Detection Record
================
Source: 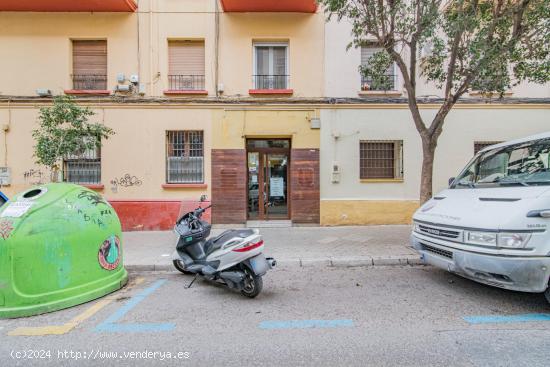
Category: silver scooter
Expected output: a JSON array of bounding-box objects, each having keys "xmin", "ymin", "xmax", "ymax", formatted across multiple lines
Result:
[{"xmin": 172, "ymin": 198, "xmax": 276, "ymax": 298}]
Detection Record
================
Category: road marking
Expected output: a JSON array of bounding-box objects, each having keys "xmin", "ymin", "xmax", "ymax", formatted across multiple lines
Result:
[
  {"xmin": 464, "ymin": 313, "xmax": 550, "ymax": 324},
  {"xmin": 259, "ymin": 319, "xmax": 354, "ymax": 330},
  {"xmin": 96, "ymin": 279, "xmax": 175, "ymax": 333},
  {"xmin": 8, "ymin": 277, "xmax": 144, "ymax": 336}
]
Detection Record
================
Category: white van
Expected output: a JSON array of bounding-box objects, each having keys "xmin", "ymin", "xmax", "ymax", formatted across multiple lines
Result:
[{"xmin": 411, "ymin": 132, "xmax": 550, "ymax": 303}]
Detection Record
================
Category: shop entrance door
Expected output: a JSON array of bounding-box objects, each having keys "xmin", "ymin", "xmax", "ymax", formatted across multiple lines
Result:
[{"xmin": 247, "ymin": 139, "xmax": 290, "ymax": 220}]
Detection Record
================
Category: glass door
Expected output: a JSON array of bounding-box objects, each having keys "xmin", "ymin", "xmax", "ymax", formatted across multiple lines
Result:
[
  {"xmin": 247, "ymin": 139, "xmax": 290, "ymax": 220},
  {"xmin": 264, "ymin": 154, "xmax": 288, "ymax": 219}
]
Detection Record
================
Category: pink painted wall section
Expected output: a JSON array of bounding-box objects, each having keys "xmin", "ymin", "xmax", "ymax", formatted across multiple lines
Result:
[{"xmin": 110, "ymin": 200, "xmax": 211, "ymax": 232}]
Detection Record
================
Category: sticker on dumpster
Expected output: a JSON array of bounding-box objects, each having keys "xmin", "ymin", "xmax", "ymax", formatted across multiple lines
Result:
[
  {"xmin": 0, "ymin": 219, "xmax": 14, "ymax": 240},
  {"xmin": 1, "ymin": 201, "xmax": 33, "ymax": 218},
  {"xmin": 98, "ymin": 236, "xmax": 121, "ymax": 270}
]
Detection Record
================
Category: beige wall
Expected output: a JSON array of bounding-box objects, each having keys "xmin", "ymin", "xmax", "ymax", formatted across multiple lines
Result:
[
  {"xmin": 0, "ymin": 12, "xmax": 137, "ymax": 96},
  {"xmin": 0, "ymin": 104, "xmax": 212, "ymax": 201},
  {"xmin": 212, "ymin": 108, "xmax": 320, "ymax": 149},
  {"xmin": 218, "ymin": 12, "xmax": 325, "ymax": 97}
]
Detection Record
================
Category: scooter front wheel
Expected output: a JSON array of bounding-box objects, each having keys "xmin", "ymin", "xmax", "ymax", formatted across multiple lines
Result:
[
  {"xmin": 173, "ymin": 259, "xmax": 193, "ymax": 275},
  {"xmin": 241, "ymin": 268, "xmax": 263, "ymax": 298}
]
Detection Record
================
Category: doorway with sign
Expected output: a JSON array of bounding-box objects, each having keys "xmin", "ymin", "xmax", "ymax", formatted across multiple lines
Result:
[{"xmin": 247, "ymin": 139, "xmax": 290, "ymax": 220}]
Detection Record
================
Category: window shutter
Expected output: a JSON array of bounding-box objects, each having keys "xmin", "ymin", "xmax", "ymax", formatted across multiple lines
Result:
[
  {"xmin": 73, "ymin": 40, "xmax": 107, "ymax": 75},
  {"xmin": 273, "ymin": 47, "xmax": 286, "ymax": 75},
  {"xmin": 168, "ymin": 41, "xmax": 205, "ymax": 76}
]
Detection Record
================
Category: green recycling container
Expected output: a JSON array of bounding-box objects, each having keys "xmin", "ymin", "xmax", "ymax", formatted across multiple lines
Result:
[{"xmin": 0, "ymin": 183, "xmax": 128, "ymax": 318}]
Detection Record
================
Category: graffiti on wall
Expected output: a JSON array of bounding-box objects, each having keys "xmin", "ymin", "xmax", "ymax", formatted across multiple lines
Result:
[
  {"xmin": 23, "ymin": 169, "xmax": 46, "ymax": 185},
  {"xmin": 110, "ymin": 174, "xmax": 142, "ymax": 193}
]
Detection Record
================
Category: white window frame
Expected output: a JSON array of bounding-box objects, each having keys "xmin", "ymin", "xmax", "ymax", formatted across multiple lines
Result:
[
  {"xmin": 253, "ymin": 42, "xmax": 289, "ymax": 89},
  {"xmin": 360, "ymin": 44, "xmax": 398, "ymax": 91}
]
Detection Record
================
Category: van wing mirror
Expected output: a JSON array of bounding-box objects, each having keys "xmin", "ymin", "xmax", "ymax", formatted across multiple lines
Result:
[{"xmin": 448, "ymin": 177, "xmax": 456, "ymax": 187}]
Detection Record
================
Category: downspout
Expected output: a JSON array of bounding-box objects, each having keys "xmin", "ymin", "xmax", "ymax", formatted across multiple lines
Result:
[
  {"xmin": 149, "ymin": 0, "xmax": 154, "ymax": 95},
  {"xmin": 214, "ymin": 0, "xmax": 220, "ymax": 98}
]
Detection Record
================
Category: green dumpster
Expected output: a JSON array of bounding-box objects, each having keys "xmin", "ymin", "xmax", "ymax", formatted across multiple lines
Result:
[{"xmin": 0, "ymin": 183, "xmax": 128, "ymax": 318}]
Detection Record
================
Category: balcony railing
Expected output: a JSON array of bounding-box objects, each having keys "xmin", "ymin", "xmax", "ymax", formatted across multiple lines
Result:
[
  {"xmin": 167, "ymin": 75, "xmax": 205, "ymax": 91},
  {"xmin": 253, "ymin": 75, "xmax": 289, "ymax": 90},
  {"xmin": 72, "ymin": 74, "xmax": 108, "ymax": 90},
  {"xmin": 361, "ymin": 75, "xmax": 396, "ymax": 91}
]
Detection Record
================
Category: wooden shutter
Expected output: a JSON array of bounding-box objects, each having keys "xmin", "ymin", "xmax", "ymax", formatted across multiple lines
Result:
[
  {"xmin": 72, "ymin": 40, "xmax": 107, "ymax": 75},
  {"xmin": 168, "ymin": 41, "xmax": 205, "ymax": 76}
]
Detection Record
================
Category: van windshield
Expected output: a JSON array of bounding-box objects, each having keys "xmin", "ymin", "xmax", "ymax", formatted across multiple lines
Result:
[{"xmin": 453, "ymin": 138, "xmax": 550, "ymax": 188}]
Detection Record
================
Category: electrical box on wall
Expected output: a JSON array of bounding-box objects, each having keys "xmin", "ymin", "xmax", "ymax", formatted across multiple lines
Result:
[
  {"xmin": 310, "ymin": 117, "xmax": 320, "ymax": 129},
  {"xmin": 0, "ymin": 167, "xmax": 11, "ymax": 185},
  {"xmin": 331, "ymin": 163, "xmax": 341, "ymax": 183}
]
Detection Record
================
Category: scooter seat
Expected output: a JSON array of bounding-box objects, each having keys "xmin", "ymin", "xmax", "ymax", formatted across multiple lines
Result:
[{"xmin": 204, "ymin": 229, "xmax": 256, "ymax": 256}]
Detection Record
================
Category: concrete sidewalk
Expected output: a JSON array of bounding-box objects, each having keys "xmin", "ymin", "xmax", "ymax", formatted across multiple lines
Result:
[{"xmin": 123, "ymin": 225, "xmax": 421, "ymax": 271}]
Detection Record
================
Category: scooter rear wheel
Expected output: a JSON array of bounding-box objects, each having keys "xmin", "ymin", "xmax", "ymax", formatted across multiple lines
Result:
[
  {"xmin": 241, "ymin": 268, "xmax": 263, "ymax": 298},
  {"xmin": 173, "ymin": 259, "xmax": 194, "ymax": 275}
]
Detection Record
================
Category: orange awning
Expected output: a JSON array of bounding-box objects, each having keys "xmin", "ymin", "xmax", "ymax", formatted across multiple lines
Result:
[
  {"xmin": 0, "ymin": 0, "xmax": 137, "ymax": 12},
  {"xmin": 220, "ymin": 0, "xmax": 317, "ymax": 13}
]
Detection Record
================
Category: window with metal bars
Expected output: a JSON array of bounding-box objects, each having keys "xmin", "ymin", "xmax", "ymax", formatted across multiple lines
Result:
[
  {"xmin": 166, "ymin": 131, "xmax": 204, "ymax": 183},
  {"xmin": 474, "ymin": 141, "xmax": 503, "ymax": 154},
  {"xmin": 63, "ymin": 144, "xmax": 101, "ymax": 184},
  {"xmin": 360, "ymin": 140, "xmax": 403, "ymax": 180}
]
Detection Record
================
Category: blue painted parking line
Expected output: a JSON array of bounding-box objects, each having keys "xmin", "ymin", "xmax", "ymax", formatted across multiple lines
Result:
[
  {"xmin": 259, "ymin": 319, "xmax": 354, "ymax": 330},
  {"xmin": 464, "ymin": 313, "xmax": 550, "ymax": 324},
  {"xmin": 96, "ymin": 279, "xmax": 175, "ymax": 333}
]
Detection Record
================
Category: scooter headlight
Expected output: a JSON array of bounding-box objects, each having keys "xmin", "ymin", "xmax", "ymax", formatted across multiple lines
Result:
[{"xmin": 497, "ymin": 233, "xmax": 531, "ymax": 249}]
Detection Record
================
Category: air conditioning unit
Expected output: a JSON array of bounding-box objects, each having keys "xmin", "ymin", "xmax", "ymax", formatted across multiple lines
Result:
[
  {"xmin": 115, "ymin": 84, "xmax": 131, "ymax": 92},
  {"xmin": 331, "ymin": 162, "xmax": 341, "ymax": 183}
]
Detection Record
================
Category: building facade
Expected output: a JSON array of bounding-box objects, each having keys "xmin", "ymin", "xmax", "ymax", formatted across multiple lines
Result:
[{"xmin": 0, "ymin": 0, "xmax": 548, "ymax": 230}]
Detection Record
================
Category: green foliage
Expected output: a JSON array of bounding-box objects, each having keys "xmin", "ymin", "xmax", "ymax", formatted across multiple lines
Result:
[
  {"xmin": 32, "ymin": 95, "xmax": 114, "ymax": 175},
  {"xmin": 320, "ymin": 0, "xmax": 550, "ymax": 98}
]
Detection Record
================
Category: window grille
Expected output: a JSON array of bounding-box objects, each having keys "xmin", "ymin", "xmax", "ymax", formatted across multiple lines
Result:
[
  {"xmin": 166, "ymin": 131, "xmax": 204, "ymax": 183},
  {"xmin": 360, "ymin": 140, "xmax": 403, "ymax": 179},
  {"xmin": 64, "ymin": 144, "xmax": 101, "ymax": 184}
]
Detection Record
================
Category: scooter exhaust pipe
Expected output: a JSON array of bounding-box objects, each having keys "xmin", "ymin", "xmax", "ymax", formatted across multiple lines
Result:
[
  {"xmin": 219, "ymin": 271, "xmax": 245, "ymax": 284},
  {"xmin": 266, "ymin": 257, "xmax": 277, "ymax": 269}
]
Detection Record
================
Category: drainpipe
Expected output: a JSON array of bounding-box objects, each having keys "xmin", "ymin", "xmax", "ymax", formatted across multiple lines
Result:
[
  {"xmin": 214, "ymin": 0, "xmax": 220, "ymax": 98},
  {"xmin": 149, "ymin": 0, "xmax": 154, "ymax": 95}
]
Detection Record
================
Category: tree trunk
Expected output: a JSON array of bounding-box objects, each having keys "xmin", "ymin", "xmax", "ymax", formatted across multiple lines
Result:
[{"xmin": 420, "ymin": 137, "xmax": 436, "ymax": 205}]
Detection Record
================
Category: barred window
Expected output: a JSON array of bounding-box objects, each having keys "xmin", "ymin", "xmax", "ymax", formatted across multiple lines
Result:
[
  {"xmin": 360, "ymin": 140, "xmax": 403, "ymax": 180},
  {"xmin": 64, "ymin": 144, "xmax": 101, "ymax": 184},
  {"xmin": 474, "ymin": 141, "xmax": 503, "ymax": 154},
  {"xmin": 166, "ymin": 131, "xmax": 204, "ymax": 183},
  {"xmin": 360, "ymin": 43, "xmax": 396, "ymax": 91}
]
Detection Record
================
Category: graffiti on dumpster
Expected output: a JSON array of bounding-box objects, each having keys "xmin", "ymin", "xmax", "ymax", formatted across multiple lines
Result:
[
  {"xmin": 110, "ymin": 174, "xmax": 142, "ymax": 193},
  {"xmin": 98, "ymin": 236, "xmax": 121, "ymax": 270},
  {"xmin": 0, "ymin": 219, "xmax": 14, "ymax": 240},
  {"xmin": 23, "ymin": 169, "xmax": 46, "ymax": 185},
  {"xmin": 78, "ymin": 190, "xmax": 108, "ymax": 206}
]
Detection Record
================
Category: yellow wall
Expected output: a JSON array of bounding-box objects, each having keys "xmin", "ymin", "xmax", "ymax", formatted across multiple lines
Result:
[
  {"xmin": 0, "ymin": 12, "xmax": 137, "ymax": 96},
  {"xmin": 212, "ymin": 109, "xmax": 320, "ymax": 149},
  {"xmin": 0, "ymin": 104, "xmax": 212, "ymax": 201},
  {"xmin": 219, "ymin": 12, "xmax": 325, "ymax": 97},
  {"xmin": 320, "ymin": 200, "xmax": 419, "ymax": 226}
]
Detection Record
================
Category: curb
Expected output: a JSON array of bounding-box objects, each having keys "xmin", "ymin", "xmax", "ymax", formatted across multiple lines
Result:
[{"xmin": 125, "ymin": 255, "xmax": 424, "ymax": 272}]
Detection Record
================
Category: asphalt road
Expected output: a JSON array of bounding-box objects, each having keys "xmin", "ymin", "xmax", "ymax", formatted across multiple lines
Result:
[{"xmin": 1, "ymin": 266, "xmax": 550, "ymax": 367}]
